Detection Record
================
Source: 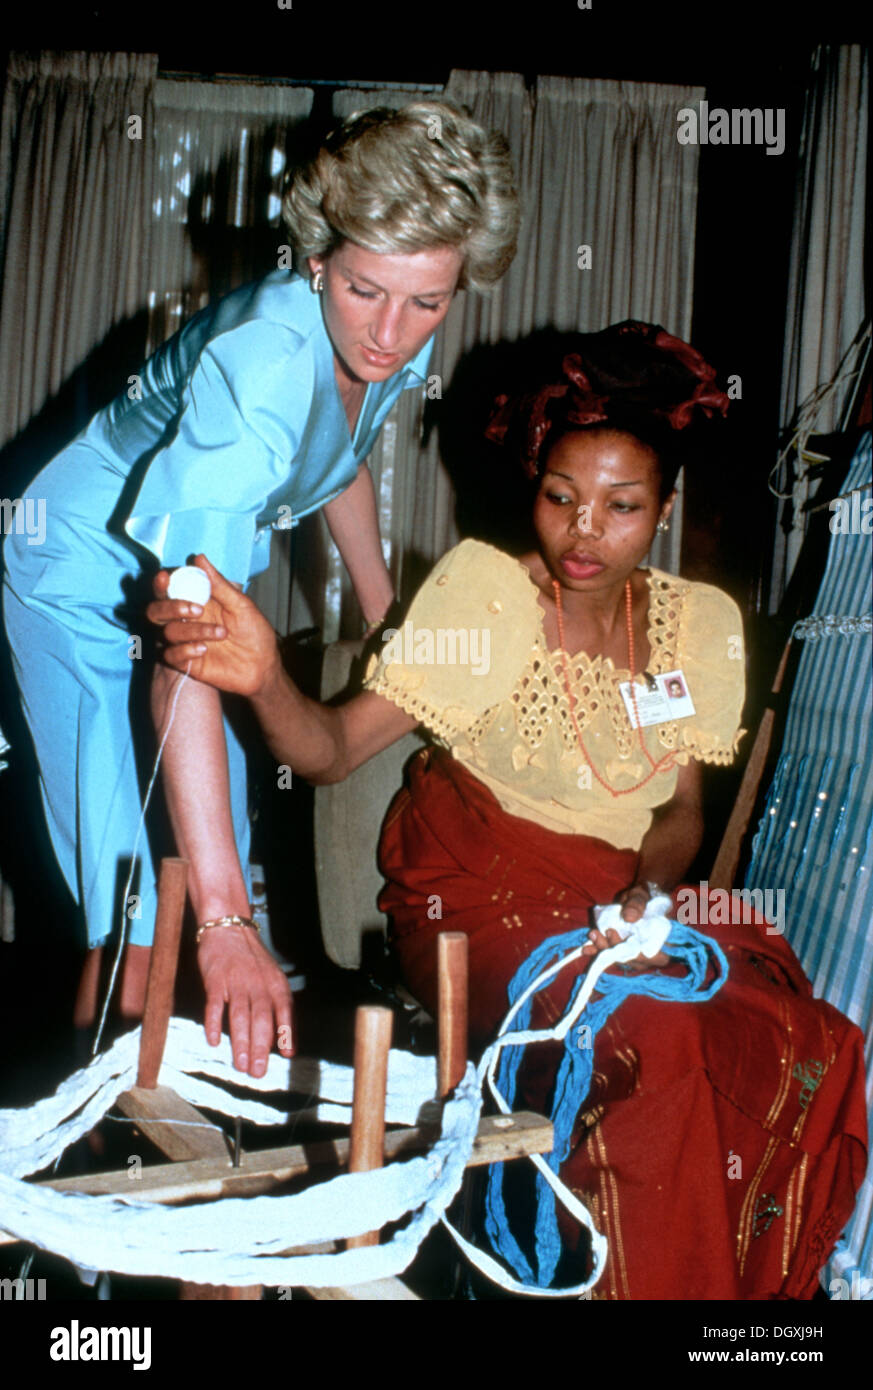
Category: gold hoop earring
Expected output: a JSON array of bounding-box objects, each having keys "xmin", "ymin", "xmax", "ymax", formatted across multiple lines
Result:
[{"xmin": 310, "ymin": 270, "xmax": 324, "ymax": 294}]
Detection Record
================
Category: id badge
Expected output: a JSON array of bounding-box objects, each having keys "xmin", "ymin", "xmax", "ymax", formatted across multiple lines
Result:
[{"xmin": 619, "ymin": 669, "xmax": 696, "ymax": 729}]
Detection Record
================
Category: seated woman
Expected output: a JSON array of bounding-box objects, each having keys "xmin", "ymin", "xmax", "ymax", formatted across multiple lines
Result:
[{"xmin": 149, "ymin": 323, "xmax": 867, "ymax": 1300}]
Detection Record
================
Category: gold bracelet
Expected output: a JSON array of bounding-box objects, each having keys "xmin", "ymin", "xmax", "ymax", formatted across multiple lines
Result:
[{"xmin": 196, "ymin": 914, "xmax": 261, "ymax": 945}]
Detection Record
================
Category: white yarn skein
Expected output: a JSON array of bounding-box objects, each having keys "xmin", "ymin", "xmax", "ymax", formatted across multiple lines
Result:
[
  {"xmin": 167, "ymin": 565, "xmax": 212, "ymax": 606},
  {"xmin": 459, "ymin": 895, "xmax": 678, "ymax": 1295},
  {"xmin": 592, "ymin": 893, "xmax": 674, "ymax": 958}
]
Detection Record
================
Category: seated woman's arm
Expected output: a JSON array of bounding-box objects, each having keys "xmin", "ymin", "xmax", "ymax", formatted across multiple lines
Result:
[
  {"xmin": 617, "ymin": 759, "xmax": 704, "ymax": 921},
  {"xmin": 148, "ymin": 554, "xmax": 418, "ymax": 783},
  {"xmin": 587, "ymin": 759, "xmax": 704, "ymax": 964}
]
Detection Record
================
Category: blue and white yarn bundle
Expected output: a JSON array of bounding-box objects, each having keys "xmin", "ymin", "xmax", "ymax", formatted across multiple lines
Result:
[{"xmin": 479, "ymin": 897, "xmax": 729, "ymax": 1291}]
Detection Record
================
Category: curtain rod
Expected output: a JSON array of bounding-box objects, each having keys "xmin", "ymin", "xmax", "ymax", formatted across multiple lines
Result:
[{"xmin": 157, "ymin": 72, "xmax": 444, "ymax": 91}]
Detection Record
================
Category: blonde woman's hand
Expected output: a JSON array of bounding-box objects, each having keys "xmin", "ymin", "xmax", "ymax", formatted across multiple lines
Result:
[{"xmin": 197, "ymin": 925, "xmax": 294, "ymax": 1076}]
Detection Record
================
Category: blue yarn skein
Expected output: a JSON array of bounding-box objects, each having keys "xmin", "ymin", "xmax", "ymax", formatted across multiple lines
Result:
[{"xmin": 483, "ymin": 921, "xmax": 729, "ymax": 1288}]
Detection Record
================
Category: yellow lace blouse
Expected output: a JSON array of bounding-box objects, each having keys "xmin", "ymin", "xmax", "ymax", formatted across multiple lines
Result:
[{"xmin": 364, "ymin": 539, "xmax": 746, "ymax": 849}]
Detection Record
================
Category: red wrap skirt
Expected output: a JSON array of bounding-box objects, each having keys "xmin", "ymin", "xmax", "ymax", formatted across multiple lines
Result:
[{"xmin": 378, "ymin": 748, "xmax": 868, "ymax": 1300}]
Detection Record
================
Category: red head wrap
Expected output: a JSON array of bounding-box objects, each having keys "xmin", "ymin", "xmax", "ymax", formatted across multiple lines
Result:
[{"xmin": 485, "ymin": 321, "xmax": 730, "ymax": 477}]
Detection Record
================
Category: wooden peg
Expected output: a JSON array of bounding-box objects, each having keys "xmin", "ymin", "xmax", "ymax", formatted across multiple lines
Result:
[
  {"xmin": 347, "ymin": 1005, "xmax": 393, "ymax": 1249},
  {"xmin": 124, "ymin": 857, "xmax": 264, "ymax": 1301},
  {"xmin": 136, "ymin": 857, "xmax": 188, "ymax": 1089},
  {"xmin": 437, "ymin": 932, "xmax": 468, "ymax": 1098}
]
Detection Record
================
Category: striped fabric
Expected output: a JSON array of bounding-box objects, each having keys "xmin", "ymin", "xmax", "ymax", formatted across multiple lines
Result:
[{"xmin": 745, "ymin": 430, "xmax": 872, "ymax": 1298}]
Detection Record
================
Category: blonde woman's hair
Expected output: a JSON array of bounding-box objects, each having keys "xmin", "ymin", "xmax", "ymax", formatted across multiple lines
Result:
[{"xmin": 282, "ymin": 100, "xmax": 519, "ymax": 292}]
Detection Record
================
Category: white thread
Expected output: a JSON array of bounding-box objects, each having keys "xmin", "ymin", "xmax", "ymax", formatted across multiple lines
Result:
[
  {"xmin": 93, "ymin": 662, "xmax": 193, "ymax": 1054},
  {"xmin": 0, "ymin": 1020, "xmax": 477, "ymax": 1287},
  {"xmin": 103, "ymin": 1115, "xmax": 226, "ymax": 1133},
  {"xmin": 439, "ymin": 900, "xmax": 674, "ymax": 1296},
  {"xmin": 4, "ymin": 928, "xmax": 668, "ymax": 1294}
]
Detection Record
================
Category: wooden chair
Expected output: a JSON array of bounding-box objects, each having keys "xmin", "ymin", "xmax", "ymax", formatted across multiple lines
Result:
[{"xmin": 314, "ymin": 639, "xmax": 424, "ymax": 971}]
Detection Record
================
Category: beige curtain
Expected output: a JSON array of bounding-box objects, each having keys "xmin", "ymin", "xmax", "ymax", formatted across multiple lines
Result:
[
  {"xmin": 769, "ymin": 45, "xmax": 869, "ymax": 612},
  {"xmin": 0, "ymin": 51, "xmax": 157, "ymax": 945},
  {"xmin": 289, "ymin": 69, "xmax": 705, "ymax": 642},
  {"xmin": 0, "ymin": 51, "xmax": 158, "ymax": 447},
  {"xmin": 330, "ymin": 86, "xmax": 440, "ymax": 119}
]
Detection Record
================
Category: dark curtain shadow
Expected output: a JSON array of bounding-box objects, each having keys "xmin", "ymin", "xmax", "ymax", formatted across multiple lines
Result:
[{"xmin": 425, "ymin": 328, "xmax": 608, "ymax": 581}]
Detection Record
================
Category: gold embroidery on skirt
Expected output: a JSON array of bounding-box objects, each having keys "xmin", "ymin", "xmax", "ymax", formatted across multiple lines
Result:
[
  {"xmin": 588, "ymin": 1123, "xmax": 631, "ymax": 1300},
  {"xmin": 738, "ymin": 1136, "xmax": 778, "ymax": 1275},
  {"xmin": 765, "ymin": 999, "xmax": 795, "ymax": 1131}
]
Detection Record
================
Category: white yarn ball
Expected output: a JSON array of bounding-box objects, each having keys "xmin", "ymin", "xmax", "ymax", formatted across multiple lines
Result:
[{"xmin": 167, "ymin": 565, "xmax": 212, "ymax": 605}]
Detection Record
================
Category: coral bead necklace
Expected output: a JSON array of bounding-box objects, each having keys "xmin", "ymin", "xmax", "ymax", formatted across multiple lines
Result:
[{"xmin": 551, "ymin": 577, "xmax": 677, "ymax": 797}]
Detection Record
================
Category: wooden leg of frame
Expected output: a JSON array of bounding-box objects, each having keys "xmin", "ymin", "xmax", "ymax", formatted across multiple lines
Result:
[{"xmin": 346, "ymin": 1005, "xmax": 393, "ymax": 1249}]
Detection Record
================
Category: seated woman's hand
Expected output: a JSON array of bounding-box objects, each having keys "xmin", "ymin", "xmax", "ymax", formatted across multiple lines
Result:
[
  {"xmin": 581, "ymin": 883, "xmax": 671, "ymax": 972},
  {"xmin": 197, "ymin": 923, "xmax": 294, "ymax": 1076},
  {"xmin": 147, "ymin": 554, "xmax": 281, "ymax": 699}
]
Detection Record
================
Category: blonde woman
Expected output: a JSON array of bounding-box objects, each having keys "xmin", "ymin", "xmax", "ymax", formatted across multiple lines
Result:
[{"xmin": 3, "ymin": 101, "xmax": 519, "ymax": 1074}]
